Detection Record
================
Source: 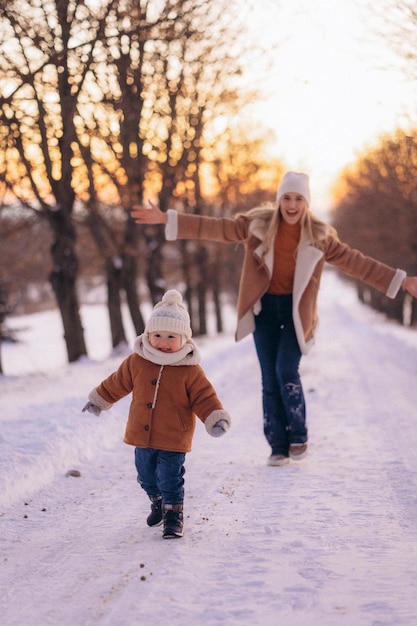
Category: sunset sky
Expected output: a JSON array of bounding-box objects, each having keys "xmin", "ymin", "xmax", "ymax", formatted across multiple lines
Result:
[{"xmin": 247, "ymin": 0, "xmax": 417, "ymax": 210}]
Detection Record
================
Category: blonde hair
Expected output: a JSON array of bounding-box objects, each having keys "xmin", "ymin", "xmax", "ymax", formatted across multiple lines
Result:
[{"xmin": 237, "ymin": 201, "xmax": 337, "ymax": 262}]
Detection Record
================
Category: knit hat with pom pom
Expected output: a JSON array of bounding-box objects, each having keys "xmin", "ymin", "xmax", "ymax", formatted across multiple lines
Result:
[{"xmin": 145, "ymin": 290, "xmax": 192, "ymax": 339}]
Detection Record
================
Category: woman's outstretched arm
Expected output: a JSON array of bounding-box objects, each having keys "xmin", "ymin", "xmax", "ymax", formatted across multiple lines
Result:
[
  {"xmin": 131, "ymin": 201, "xmax": 167, "ymax": 224},
  {"xmin": 403, "ymin": 276, "xmax": 417, "ymax": 298}
]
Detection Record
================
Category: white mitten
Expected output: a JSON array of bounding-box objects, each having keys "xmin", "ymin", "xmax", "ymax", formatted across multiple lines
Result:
[
  {"xmin": 211, "ymin": 419, "xmax": 229, "ymax": 437},
  {"xmin": 82, "ymin": 402, "xmax": 101, "ymax": 416},
  {"xmin": 205, "ymin": 410, "xmax": 231, "ymax": 437}
]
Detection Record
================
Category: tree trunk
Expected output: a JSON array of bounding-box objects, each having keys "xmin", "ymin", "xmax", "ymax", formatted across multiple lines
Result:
[
  {"xmin": 84, "ymin": 210, "xmax": 129, "ymax": 350},
  {"xmin": 49, "ymin": 236, "xmax": 86, "ymax": 362},
  {"xmin": 0, "ymin": 328, "xmax": 3, "ymax": 375},
  {"xmin": 144, "ymin": 228, "xmax": 166, "ymax": 306},
  {"xmin": 122, "ymin": 252, "xmax": 145, "ymax": 335},
  {"xmin": 179, "ymin": 240, "xmax": 196, "ymax": 333},
  {"xmin": 197, "ymin": 282, "xmax": 207, "ymax": 336},
  {"xmin": 121, "ymin": 216, "xmax": 145, "ymax": 335},
  {"xmin": 106, "ymin": 259, "xmax": 127, "ymax": 349},
  {"xmin": 211, "ymin": 243, "xmax": 224, "ymax": 333},
  {"xmin": 196, "ymin": 244, "xmax": 209, "ymax": 336},
  {"xmin": 48, "ymin": 207, "xmax": 86, "ymax": 363},
  {"xmin": 212, "ymin": 281, "xmax": 223, "ymax": 334},
  {"xmin": 0, "ymin": 285, "xmax": 6, "ymax": 374}
]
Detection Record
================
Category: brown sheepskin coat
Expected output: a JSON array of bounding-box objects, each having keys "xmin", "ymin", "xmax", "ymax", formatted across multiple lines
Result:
[
  {"xmin": 165, "ymin": 209, "xmax": 406, "ymax": 354},
  {"xmin": 88, "ymin": 337, "xmax": 230, "ymax": 453}
]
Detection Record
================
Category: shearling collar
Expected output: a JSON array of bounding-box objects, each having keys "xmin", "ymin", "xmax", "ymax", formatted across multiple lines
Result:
[
  {"xmin": 248, "ymin": 214, "xmax": 319, "ymax": 276},
  {"xmin": 248, "ymin": 214, "xmax": 271, "ymax": 242}
]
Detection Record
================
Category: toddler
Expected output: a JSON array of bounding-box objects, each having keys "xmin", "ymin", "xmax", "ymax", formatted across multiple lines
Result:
[{"xmin": 83, "ymin": 290, "xmax": 231, "ymax": 538}]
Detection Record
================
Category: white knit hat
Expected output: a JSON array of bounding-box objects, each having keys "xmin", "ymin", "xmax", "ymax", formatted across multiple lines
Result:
[
  {"xmin": 276, "ymin": 171, "xmax": 310, "ymax": 205},
  {"xmin": 145, "ymin": 290, "xmax": 192, "ymax": 339}
]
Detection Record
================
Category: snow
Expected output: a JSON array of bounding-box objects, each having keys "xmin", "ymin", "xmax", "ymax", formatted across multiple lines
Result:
[{"xmin": 1, "ymin": 270, "xmax": 417, "ymax": 626}]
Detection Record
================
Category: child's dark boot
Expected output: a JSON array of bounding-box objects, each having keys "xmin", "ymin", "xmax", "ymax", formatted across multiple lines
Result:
[
  {"xmin": 162, "ymin": 504, "xmax": 184, "ymax": 539},
  {"xmin": 147, "ymin": 496, "xmax": 163, "ymax": 527}
]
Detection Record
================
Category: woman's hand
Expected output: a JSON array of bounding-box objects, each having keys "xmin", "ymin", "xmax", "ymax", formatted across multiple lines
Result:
[
  {"xmin": 130, "ymin": 201, "xmax": 167, "ymax": 225},
  {"xmin": 403, "ymin": 276, "xmax": 417, "ymax": 298}
]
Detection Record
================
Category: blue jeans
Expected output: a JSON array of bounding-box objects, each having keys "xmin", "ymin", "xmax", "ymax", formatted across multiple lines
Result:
[
  {"xmin": 134, "ymin": 448, "xmax": 186, "ymax": 504},
  {"xmin": 253, "ymin": 293, "xmax": 307, "ymax": 456}
]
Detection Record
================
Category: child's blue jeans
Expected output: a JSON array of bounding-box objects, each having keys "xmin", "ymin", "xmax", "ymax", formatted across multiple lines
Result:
[
  {"xmin": 253, "ymin": 293, "xmax": 307, "ymax": 456},
  {"xmin": 134, "ymin": 447, "xmax": 185, "ymax": 504}
]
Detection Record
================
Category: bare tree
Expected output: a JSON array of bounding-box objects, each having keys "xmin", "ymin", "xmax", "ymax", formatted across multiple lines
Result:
[
  {"xmin": 0, "ymin": 0, "xmax": 118, "ymax": 361},
  {"xmin": 65, "ymin": 0, "xmax": 266, "ymax": 331},
  {"xmin": 134, "ymin": 1, "xmax": 280, "ymax": 332},
  {"xmin": 0, "ymin": 0, "xmax": 285, "ymax": 360},
  {"xmin": 0, "ymin": 0, "xmax": 147, "ymax": 355},
  {"xmin": 332, "ymin": 128, "xmax": 417, "ymax": 324},
  {"xmin": 368, "ymin": 0, "xmax": 417, "ymax": 77}
]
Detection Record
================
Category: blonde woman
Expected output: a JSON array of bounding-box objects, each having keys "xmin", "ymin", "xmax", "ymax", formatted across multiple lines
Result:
[{"xmin": 131, "ymin": 172, "xmax": 417, "ymax": 466}]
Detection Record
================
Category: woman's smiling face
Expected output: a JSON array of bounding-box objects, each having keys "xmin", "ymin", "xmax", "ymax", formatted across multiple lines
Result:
[{"xmin": 279, "ymin": 192, "xmax": 306, "ymax": 224}]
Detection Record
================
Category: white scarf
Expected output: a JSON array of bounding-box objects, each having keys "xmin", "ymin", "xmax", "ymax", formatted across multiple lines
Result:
[{"xmin": 135, "ymin": 333, "xmax": 200, "ymax": 366}]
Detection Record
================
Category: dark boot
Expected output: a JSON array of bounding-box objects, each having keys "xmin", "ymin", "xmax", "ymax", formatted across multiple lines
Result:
[
  {"xmin": 147, "ymin": 496, "xmax": 163, "ymax": 527},
  {"xmin": 162, "ymin": 504, "xmax": 184, "ymax": 539}
]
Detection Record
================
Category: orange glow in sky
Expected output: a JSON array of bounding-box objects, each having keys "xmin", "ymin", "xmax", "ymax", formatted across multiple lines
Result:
[{"xmin": 246, "ymin": 0, "xmax": 417, "ymax": 211}]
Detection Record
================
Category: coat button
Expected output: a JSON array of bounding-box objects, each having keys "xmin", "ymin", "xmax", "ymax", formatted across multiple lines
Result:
[
  {"xmin": 151, "ymin": 379, "xmax": 157, "ymax": 385},
  {"xmin": 146, "ymin": 402, "xmax": 152, "ymax": 408},
  {"xmin": 144, "ymin": 425, "xmax": 150, "ymax": 431}
]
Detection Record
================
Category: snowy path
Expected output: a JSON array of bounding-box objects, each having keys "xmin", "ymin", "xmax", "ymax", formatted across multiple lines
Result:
[{"xmin": 1, "ymin": 271, "xmax": 417, "ymax": 625}]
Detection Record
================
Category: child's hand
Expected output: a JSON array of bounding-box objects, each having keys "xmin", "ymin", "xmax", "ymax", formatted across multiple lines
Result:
[
  {"xmin": 82, "ymin": 402, "xmax": 101, "ymax": 416},
  {"xmin": 205, "ymin": 410, "xmax": 231, "ymax": 437},
  {"xmin": 211, "ymin": 419, "xmax": 229, "ymax": 437}
]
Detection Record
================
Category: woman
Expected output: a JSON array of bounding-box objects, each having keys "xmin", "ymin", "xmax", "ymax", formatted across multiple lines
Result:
[{"xmin": 131, "ymin": 172, "xmax": 417, "ymax": 466}]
